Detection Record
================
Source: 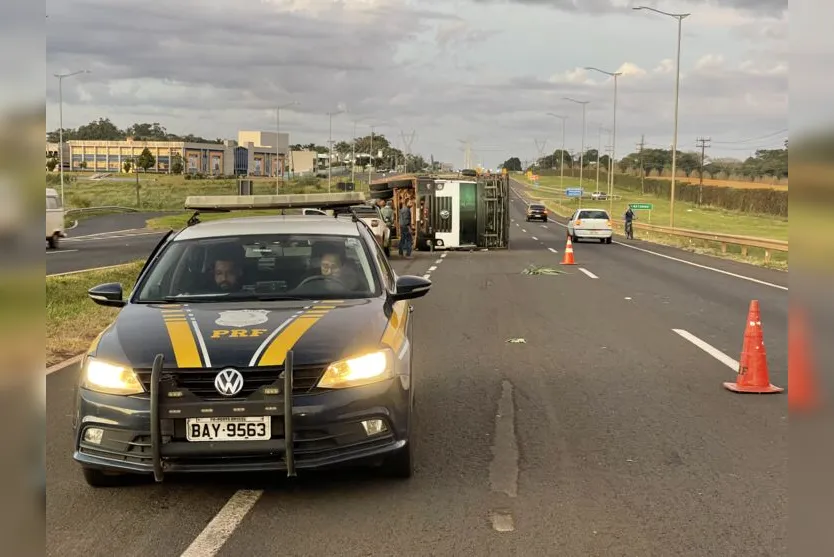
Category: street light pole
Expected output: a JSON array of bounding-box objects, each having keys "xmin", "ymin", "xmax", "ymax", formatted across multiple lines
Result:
[
  {"xmin": 585, "ymin": 66, "xmax": 622, "ymax": 215},
  {"xmin": 275, "ymin": 101, "xmax": 299, "ymax": 193},
  {"xmin": 546, "ymin": 113, "xmax": 567, "ymax": 190},
  {"xmin": 326, "ymin": 109, "xmax": 344, "ymax": 192},
  {"xmin": 53, "ymin": 69, "xmax": 90, "ymax": 207},
  {"xmin": 564, "ymin": 98, "xmax": 589, "ymax": 190},
  {"xmin": 633, "ymin": 6, "xmax": 690, "ymax": 227}
]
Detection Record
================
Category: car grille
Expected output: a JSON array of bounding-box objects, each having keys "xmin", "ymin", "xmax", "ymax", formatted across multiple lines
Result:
[{"xmin": 134, "ymin": 364, "xmax": 326, "ymax": 400}]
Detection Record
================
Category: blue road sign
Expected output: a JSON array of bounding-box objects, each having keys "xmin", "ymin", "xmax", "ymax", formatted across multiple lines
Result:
[{"xmin": 565, "ymin": 188, "xmax": 583, "ymax": 198}]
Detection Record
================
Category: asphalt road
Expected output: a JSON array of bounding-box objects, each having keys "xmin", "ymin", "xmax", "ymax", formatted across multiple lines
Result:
[
  {"xmin": 46, "ymin": 192, "xmax": 788, "ymax": 556},
  {"xmin": 47, "ymin": 212, "xmax": 171, "ymax": 276}
]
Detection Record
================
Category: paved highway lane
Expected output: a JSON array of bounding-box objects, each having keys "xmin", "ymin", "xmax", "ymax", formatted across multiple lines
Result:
[
  {"xmin": 46, "ymin": 218, "xmax": 786, "ymax": 556},
  {"xmin": 47, "ymin": 230, "xmax": 169, "ymax": 276},
  {"xmin": 510, "ymin": 184, "xmax": 789, "ymax": 387}
]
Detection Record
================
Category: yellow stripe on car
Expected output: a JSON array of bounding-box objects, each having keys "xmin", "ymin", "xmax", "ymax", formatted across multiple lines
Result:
[
  {"xmin": 161, "ymin": 309, "xmax": 203, "ymax": 368},
  {"xmin": 257, "ymin": 314, "xmax": 328, "ymax": 366},
  {"xmin": 380, "ymin": 301, "xmax": 408, "ymax": 353}
]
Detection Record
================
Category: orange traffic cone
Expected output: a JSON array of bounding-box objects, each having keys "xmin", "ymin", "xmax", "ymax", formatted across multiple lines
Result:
[
  {"xmin": 789, "ymin": 306, "xmax": 820, "ymax": 411},
  {"xmin": 560, "ymin": 236, "xmax": 576, "ymax": 265},
  {"xmin": 724, "ymin": 300, "xmax": 783, "ymax": 394}
]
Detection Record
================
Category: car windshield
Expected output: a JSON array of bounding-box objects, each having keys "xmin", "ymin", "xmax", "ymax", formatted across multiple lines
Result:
[
  {"xmin": 579, "ymin": 210, "xmax": 609, "ymax": 219},
  {"xmin": 133, "ymin": 233, "xmax": 380, "ymax": 302}
]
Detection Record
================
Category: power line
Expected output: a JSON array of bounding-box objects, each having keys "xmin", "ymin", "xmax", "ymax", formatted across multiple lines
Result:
[
  {"xmin": 637, "ymin": 134, "xmax": 645, "ymax": 195},
  {"xmin": 696, "ymin": 137, "xmax": 711, "ymax": 205},
  {"xmin": 711, "ymin": 129, "xmax": 788, "ymax": 144}
]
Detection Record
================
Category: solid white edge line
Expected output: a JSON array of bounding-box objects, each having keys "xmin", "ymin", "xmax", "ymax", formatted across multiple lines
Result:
[
  {"xmin": 179, "ymin": 489, "xmax": 264, "ymax": 557},
  {"xmin": 578, "ymin": 267, "xmax": 599, "ymax": 279},
  {"xmin": 548, "ymin": 247, "xmax": 559, "ymax": 254},
  {"xmin": 672, "ymin": 329, "xmax": 739, "ymax": 371},
  {"xmin": 65, "ymin": 227, "xmax": 150, "ymax": 239},
  {"xmin": 45, "ymin": 249, "xmax": 79, "ymax": 255},
  {"xmin": 512, "ymin": 185, "xmax": 788, "ymax": 292},
  {"xmin": 615, "ymin": 241, "xmax": 788, "ymax": 291}
]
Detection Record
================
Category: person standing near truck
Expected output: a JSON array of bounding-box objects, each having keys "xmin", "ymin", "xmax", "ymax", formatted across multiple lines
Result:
[{"xmin": 398, "ymin": 199, "xmax": 413, "ymax": 257}]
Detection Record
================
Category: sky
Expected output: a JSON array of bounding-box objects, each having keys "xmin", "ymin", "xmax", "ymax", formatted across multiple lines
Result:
[{"xmin": 43, "ymin": 0, "xmax": 792, "ymax": 169}]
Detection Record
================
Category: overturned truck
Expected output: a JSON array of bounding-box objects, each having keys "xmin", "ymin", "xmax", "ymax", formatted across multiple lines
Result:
[{"xmin": 369, "ymin": 172, "xmax": 511, "ymax": 251}]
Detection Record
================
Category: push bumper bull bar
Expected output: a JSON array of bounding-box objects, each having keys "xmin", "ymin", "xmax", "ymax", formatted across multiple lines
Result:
[{"xmin": 148, "ymin": 350, "xmax": 299, "ymax": 482}]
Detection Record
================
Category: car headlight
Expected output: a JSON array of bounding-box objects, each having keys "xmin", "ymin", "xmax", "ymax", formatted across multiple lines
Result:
[
  {"xmin": 82, "ymin": 357, "xmax": 144, "ymax": 395},
  {"xmin": 317, "ymin": 349, "xmax": 393, "ymax": 389}
]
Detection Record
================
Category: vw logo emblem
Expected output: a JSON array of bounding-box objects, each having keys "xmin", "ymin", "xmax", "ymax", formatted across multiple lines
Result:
[
  {"xmin": 440, "ymin": 209, "xmax": 450, "ymax": 219},
  {"xmin": 214, "ymin": 368, "xmax": 244, "ymax": 397}
]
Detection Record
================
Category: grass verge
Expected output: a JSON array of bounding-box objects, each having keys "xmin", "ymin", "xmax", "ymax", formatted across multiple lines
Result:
[
  {"xmin": 46, "ymin": 261, "xmax": 145, "ymax": 367},
  {"xmin": 60, "ymin": 174, "xmax": 341, "ymax": 212},
  {"xmin": 513, "ymin": 175, "xmax": 787, "ymax": 241}
]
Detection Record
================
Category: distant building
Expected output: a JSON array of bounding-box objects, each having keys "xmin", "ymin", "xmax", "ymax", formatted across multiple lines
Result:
[{"xmin": 49, "ymin": 130, "xmax": 291, "ymax": 176}]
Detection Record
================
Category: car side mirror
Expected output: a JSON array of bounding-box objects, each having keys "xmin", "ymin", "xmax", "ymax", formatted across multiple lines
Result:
[
  {"xmin": 391, "ymin": 275, "xmax": 431, "ymax": 302},
  {"xmin": 88, "ymin": 282, "xmax": 126, "ymax": 307}
]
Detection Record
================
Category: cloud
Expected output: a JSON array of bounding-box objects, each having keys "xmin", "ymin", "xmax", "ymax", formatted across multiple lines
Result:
[
  {"xmin": 46, "ymin": 0, "xmax": 789, "ymax": 167},
  {"xmin": 466, "ymin": 0, "xmax": 787, "ymax": 17}
]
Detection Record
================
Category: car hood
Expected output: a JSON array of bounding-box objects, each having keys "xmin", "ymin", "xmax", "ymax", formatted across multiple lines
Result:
[{"xmin": 91, "ymin": 298, "xmax": 400, "ymax": 370}]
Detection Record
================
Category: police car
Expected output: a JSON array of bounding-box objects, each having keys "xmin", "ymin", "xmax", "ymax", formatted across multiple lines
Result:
[{"xmin": 72, "ymin": 192, "xmax": 431, "ymax": 487}]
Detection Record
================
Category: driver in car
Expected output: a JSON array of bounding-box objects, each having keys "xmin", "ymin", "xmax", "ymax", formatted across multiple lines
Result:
[
  {"xmin": 212, "ymin": 247, "xmax": 244, "ymax": 292},
  {"xmin": 320, "ymin": 251, "xmax": 344, "ymax": 279}
]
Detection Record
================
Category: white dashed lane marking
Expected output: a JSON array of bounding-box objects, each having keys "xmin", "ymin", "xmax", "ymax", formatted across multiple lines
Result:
[
  {"xmin": 578, "ymin": 268, "xmax": 599, "ymax": 279},
  {"xmin": 548, "ymin": 247, "xmax": 559, "ymax": 254},
  {"xmin": 672, "ymin": 329, "xmax": 739, "ymax": 370}
]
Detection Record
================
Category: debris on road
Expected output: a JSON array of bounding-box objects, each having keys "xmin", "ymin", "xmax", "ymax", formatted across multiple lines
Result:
[
  {"xmin": 522, "ymin": 264, "xmax": 564, "ymax": 276},
  {"xmin": 506, "ymin": 338, "xmax": 526, "ymax": 344}
]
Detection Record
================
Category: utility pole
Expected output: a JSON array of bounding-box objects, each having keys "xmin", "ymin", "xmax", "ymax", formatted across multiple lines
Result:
[
  {"xmin": 401, "ymin": 130, "xmax": 416, "ymax": 173},
  {"xmin": 637, "ymin": 135, "xmax": 646, "ymax": 195},
  {"xmin": 696, "ymin": 136, "xmax": 711, "ymax": 205}
]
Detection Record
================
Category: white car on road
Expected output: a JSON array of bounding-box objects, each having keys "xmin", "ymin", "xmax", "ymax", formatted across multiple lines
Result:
[{"xmin": 567, "ymin": 208, "xmax": 613, "ymax": 244}]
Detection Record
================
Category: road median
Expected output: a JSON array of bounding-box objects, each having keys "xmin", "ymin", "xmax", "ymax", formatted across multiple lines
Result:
[{"xmin": 46, "ymin": 260, "xmax": 144, "ymax": 367}]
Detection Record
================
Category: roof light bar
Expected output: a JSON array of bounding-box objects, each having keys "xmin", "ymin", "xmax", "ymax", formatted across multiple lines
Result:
[{"xmin": 184, "ymin": 192, "xmax": 368, "ymax": 211}]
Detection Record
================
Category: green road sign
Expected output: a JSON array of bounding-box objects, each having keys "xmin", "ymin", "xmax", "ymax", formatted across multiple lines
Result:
[{"xmin": 629, "ymin": 203, "xmax": 653, "ymax": 210}]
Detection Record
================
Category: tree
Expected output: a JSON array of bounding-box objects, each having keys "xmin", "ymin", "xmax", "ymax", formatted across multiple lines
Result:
[
  {"xmin": 136, "ymin": 147, "xmax": 155, "ymax": 172},
  {"xmin": 123, "ymin": 159, "xmax": 133, "ymax": 173},
  {"xmin": 501, "ymin": 157, "xmax": 522, "ymax": 171},
  {"xmin": 171, "ymin": 153, "xmax": 184, "ymax": 174},
  {"xmin": 46, "ymin": 158, "xmax": 58, "ymax": 172}
]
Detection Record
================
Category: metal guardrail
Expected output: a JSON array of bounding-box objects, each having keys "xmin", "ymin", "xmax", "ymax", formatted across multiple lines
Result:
[
  {"xmin": 617, "ymin": 220, "xmax": 787, "ymax": 262},
  {"xmin": 511, "ymin": 180, "xmax": 788, "ymax": 263}
]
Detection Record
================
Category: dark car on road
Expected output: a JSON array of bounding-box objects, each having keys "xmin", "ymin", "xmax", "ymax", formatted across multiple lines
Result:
[
  {"xmin": 525, "ymin": 203, "xmax": 548, "ymax": 222},
  {"xmin": 71, "ymin": 193, "xmax": 432, "ymax": 487}
]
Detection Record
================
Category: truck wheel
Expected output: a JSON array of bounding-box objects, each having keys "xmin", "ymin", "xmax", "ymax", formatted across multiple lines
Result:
[
  {"xmin": 82, "ymin": 467, "xmax": 131, "ymax": 488},
  {"xmin": 48, "ymin": 233, "xmax": 59, "ymax": 250}
]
